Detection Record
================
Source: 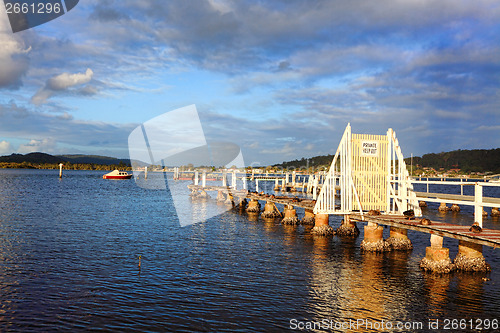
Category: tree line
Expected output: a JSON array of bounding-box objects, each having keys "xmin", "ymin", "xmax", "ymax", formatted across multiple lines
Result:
[
  {"xmin": 406, "ymin": 148, "xmax": 500, "ymax": 174},
  {"xmin": 0, "ymin": 161, "xmax": 132, "ymax": 171}
]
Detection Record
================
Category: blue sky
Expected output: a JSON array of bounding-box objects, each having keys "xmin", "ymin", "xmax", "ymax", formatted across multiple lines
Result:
[{"xmin": 1, "ymin": 0, "xmax": 499, "ymax": 166}]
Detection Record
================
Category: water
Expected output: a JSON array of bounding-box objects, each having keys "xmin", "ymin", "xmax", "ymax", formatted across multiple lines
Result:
[{"xmin": 0, "ymin": 169, "xmax": 499, "ymax": 332}]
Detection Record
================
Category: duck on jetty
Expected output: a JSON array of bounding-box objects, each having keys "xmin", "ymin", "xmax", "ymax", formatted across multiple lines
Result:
[
  {"xmin": 469, "ymin": 222, "xmax": 482, "ymax": 233},
  {"xmin": 403, "ymin": 209, "xmax": 415, "ymax": 220}
]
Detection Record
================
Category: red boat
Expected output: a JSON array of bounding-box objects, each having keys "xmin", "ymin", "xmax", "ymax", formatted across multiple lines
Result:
[{"xmin": 103, "ymin": 170, "xmax": 133, "ymax": 179}]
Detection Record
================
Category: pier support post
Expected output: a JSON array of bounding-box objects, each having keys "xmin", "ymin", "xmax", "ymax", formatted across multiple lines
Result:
[
  {"xmin": 236, "ymin": 198, "xmax": 247, "ymax": 212},
  {"xmin": 453, "ymin": 240, "xmax": 491, "ymax": 272},
  {"xmin": 262, "ymin": 201, "xmax": 281, "ymax": 218},
  {"xmin": 438, "ymin": 203, "xmax": 450, "ymax": 212},
  {"xmin": 492, "ymin": 207, "xmax": 500, "ymax": 217},
  {"xmin": 311, "ymin": 213, "xmax": 335, "ymax": 236},
  {"xmin": 335, "ymin": 215, "xmax": 360, "ymax": 237},
  {"xmin": 224, "ymin": 193, "xmax": 234, "ymax": 205},
  {"xmin": 360, "ymin": 222, "xmax": 391, "ymax": 252},
  {"xmin": 281, "ymin": 205, "xmax": 300, "ymax": 225},
  {"xmin": 274, "ymin": 179, "xmax": 280, "ymax": 191},
  {"xmin": 246, "ymin": 199, "xmax": 261, "ymax": 213},
  {"xmin": 301, "ymin": 209, "xmax": 315, "ymax": 225},
  {"xmin": 216, "ymin": 190, "xmax": 226, "ymax": 202},
  {"xmin": 198, "ymin": 190, "xmax": 210, "ymax": 199},
  {"xmin": 386, "ymin": 227, "xmax": 412, "ymax": 250},
  {"xmin": 420, "ymin": 234, "xmax": 455, "ymax": 274}
]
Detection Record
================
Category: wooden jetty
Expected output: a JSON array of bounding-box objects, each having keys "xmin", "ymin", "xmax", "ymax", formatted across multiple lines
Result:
[
  {"xmin": 186, "ymin": 124, "xmax": 499, "ymax": 274},
  {"xmin": 350, "ymin": 213, "xmax": 500, "ymax": 248},
  {"xmin": 188, "ymin": 184, "xmax": 500, "ymax": 246}
]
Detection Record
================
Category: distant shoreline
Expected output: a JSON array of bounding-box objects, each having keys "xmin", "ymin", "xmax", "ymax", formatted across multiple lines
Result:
[{"xmin": 0, "ymin": 162, "xmax": 132, "ymax": 171}]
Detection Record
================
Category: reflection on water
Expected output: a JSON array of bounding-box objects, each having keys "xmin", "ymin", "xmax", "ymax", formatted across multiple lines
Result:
[
  {"xmin": 454, "ymin": 272, "xmax": 485, "ymax": 316},
  {"xmin": 0, "ymin": 170, "xmax": 499, "ymax": 332},
  {"xmin": 423, "ymin": 272, "xmax": 452, "ymax": 318}
]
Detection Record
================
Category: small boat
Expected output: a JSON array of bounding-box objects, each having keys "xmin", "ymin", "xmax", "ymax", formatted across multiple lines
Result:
[{"xmin": 103, "ymin": 170, "xmax": 133, "ymax": 179}]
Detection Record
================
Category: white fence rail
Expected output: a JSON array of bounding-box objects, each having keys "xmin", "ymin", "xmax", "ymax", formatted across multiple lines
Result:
[{"xmin": 411, "ymin": 179, "xmax": 500, "ymax": 226}]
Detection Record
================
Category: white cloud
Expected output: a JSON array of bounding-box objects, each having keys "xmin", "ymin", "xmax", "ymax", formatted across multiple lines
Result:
[
  {"xmin": 261, "ymin": 142, "xmax": 295, "ymax": 156},
  {"xmin": 0, "ymin": 140, "xmax": 14, "ymax": 155},
  {"xmin": 31, "ymin": 68, "xmax": 94, "ymax": 105},
  {"xmin": 47, "ymin": 68, "xmax": 94, "ymax": 90},
  {"xmin": 0, "ymin": 6, "xmax": 31, "ymax": 88},
  {"xmin": 247, "ymin": 141, "xmax": 259, "ymax": 149},
  {"xmin": 17, "ymin": 138, "xmax": 57, "ymax": 154}
]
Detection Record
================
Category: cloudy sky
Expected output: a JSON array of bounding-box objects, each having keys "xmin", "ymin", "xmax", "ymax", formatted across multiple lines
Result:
[{"xmin": 0, "ymin": 0, "xmax": 499, "ymax": 166}]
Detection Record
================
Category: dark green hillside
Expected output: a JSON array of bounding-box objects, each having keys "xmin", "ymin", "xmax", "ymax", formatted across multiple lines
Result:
[
  {"xmin": 0, "ymin": 152, "xmax": 131, "ymax": 170},
  {"xmin": 57, "ymin": 154, "xmax": 131, "ymax": 166},
  {"xmin": 407, "ymin": 149, "xmax": 500, "ymax": 173},
  {"xmin": 0, "ymin": 152, "xmax": 65, "ymax": 164},
  {"xmin": 273, "ymin": 155, "xmax": 334, "ymax": 170}
]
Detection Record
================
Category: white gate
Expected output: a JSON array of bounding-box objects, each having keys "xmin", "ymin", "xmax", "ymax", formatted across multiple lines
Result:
[{"xmin": 314, "ymin": 124, "xmax": 421, "ymax": 217}]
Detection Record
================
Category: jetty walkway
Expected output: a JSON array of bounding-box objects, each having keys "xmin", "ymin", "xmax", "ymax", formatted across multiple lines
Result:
[{"xmin": 185, "ymin": 124, "xmax": 499, "ymax": 274}]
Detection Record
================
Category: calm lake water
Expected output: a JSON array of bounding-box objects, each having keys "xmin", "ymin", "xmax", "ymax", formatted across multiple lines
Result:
[{"xmin": 0, "ymin": 169, "xmax": 499, "ymax": 332}]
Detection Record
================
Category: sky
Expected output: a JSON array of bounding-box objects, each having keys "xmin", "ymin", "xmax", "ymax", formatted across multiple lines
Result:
[{"xmin": 0, "ymin": 0, "xmax": 499, "ymax": 167}]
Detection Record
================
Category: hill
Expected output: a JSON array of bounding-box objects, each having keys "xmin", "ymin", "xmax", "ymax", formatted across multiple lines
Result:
[
  {"xmin": 57, "ymin": 154, "xmax": 131, "ymax": 166},
  {"xmin": 0, "ymin": 152, "xmax": 132, "ymax": 170},
  {"xmin": 0, "ymin": 152, "xmax": 65, "ymax": 164},
  {"xmin": 406, "ymin": 149, "xmax": 500, "ymax": 174},
  {"xmin": 273, "ymin": 155, "xmax": 334, "ymax": 170}
]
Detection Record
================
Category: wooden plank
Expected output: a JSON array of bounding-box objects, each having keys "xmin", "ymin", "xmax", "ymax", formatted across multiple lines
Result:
[{"xmin": 350, "ymin": 213, "xmax": 500, "ymax": 248}]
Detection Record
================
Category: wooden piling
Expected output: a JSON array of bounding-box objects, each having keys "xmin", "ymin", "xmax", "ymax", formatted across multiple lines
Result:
[
  {"xmin": 386, "ymin": 226, "xmax": 412, "ymax": 250},
  {"xmin": 281, "ymin": 205, "xmax": 300, "ymax": 225},
  {"xmin": 262, "ymin": 201, "xmax": 281, "ymax": 218},
  {"xmin": 438, "ymin": 202, "xmax": 449, "ymax": 212},
  {"xmin": 492, "ymin": 207, "xmax": 500, "ymax": 217},
  {"xmin": 454, "ymin": 240, "xmax": 490, "ymax": 272},
  {"xmin": 301, "ymin": 209, "xmax": 315, "ymax": 225},
  {"xmin": 336, "ymin": 215, "xmax": 360, "ymax": 237},
  {"xmin": 360, "ymin": 222, "xmax": 391, "ymax": 252},
  {"xmin": 246, "ymin": 199, "xmax": 261, "ymax": 213},
  {"xmin": 311, "ymin": 213, "xmax": 334, "ymax": 235},
  {"xmin": 420, "ymin": 234, "xmax": 454, "ymax": 274}
]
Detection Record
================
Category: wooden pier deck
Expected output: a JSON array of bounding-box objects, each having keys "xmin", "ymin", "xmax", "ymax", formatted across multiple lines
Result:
[
  {"xmin": 187, "ymin": 185, "xmax": 317, "ymax": 209},
  {"xmin": 188, "ymin": 185, "xmax": 500, "ymax": 249},
  {"xmin": 351, "ymin": 214, "xmax": 500, "ymax": 248}
]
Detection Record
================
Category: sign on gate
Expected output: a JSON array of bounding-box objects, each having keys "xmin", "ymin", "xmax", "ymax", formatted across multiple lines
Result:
[
  {"xmin": 360, "ymin": 141, "xmax": 379, "ymax": 157},
  {"xmin": 314, "ymin": 123, "xmax": 421, "ymax": 217},
  {"xmin": 352, "ymin": 135, "xmax": 388, "ymax": 211}
]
